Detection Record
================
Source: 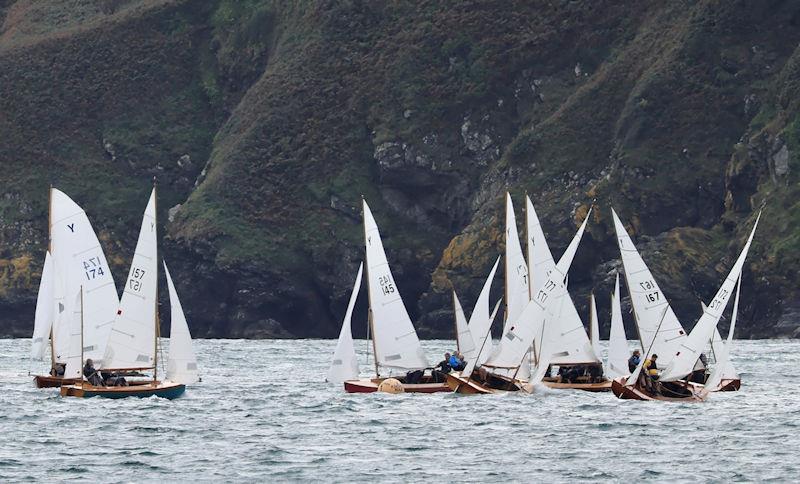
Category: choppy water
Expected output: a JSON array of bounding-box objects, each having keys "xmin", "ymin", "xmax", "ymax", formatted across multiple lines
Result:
[{"xmin": 1, "ymin": 338, "xmax": 798, "ymax": 482}]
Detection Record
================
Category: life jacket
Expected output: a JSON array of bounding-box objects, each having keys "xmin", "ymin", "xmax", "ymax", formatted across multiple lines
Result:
[{"xmin": 644, "ymin": 359, "xmax": 658, "ymax": 376}]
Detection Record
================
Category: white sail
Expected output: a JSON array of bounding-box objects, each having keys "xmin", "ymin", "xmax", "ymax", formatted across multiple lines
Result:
[
  {"xmin": 711, "ymin": 326, "xmax": 738, "ymax": 380},
  {"xmin": 463, "ymin": 299, "xmax": 502, "ymax": 378},
  {"xmin": 611, "ymin": 209, "xmax": 687, "ymax": 367},
  {"xmin": 660, "ymin": 212, "xmax": 760, "ymax": 381},
  {"xmin": 504, "ymin": 193, "xmax": 529, "ymax": 333},
  {"xmin": 103, "ymin": 189, "xmax": 158, "ymax": 370},
  {"xmin": 467, "ymin": 256, "xmax": 500, "ymax": 366},
  {"xmin": 484, "ymin": 210, "xmax": 590, "ymax": 377},
  {"xmin": 606, "ymin": 273, "xmax": 630, "ymax": 378},
  {"xmin": 589, "ymin": 293, "xmax": 600, "ymax": 358},
  {"xmin": 326, "ymin": 263, "xmax": 363, "ymax": 383},
  {"xmin": 50, "ymin": 189, "xmax": 119, "ymax": 365},
  {"xmin": 362, "ymin": 200, "xmax": 428, "ymax": 374},
  {"xmin": 51, "ymin": 256, "xmax": 69, "ymax": 363},
  {"xmin": 31, "ymin": 251, "xmax": 54, "ymax": 360},
  {"xmin": 164, "ymin": 262, "xmax": 199, "ymax": 384},
  {"xmin": 453, "ymin": 291, "xmax": 477, "ymax": 360},
  {"xmin": 526, "ymin": 196, "xmax": 598, "ymax": 365},
  {"xmin": 704, "ymin": 276, "xmax": 741, "ymax": 393},
  {"xmin": 63, "ymin": 289, "xmax": 83, "ymax": 380}
]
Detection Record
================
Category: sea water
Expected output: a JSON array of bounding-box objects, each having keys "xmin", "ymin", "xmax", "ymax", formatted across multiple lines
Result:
[{"xmin": 0, "ymin": 338, "xmax": 798, "ymax": 483}]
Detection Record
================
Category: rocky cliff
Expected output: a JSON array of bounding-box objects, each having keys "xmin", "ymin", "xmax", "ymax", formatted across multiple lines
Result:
[{"xmin": 1, "ymin": 0, "xmax": 799, "ymax": 340}]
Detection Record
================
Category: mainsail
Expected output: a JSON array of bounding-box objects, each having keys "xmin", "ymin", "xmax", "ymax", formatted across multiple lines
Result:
[
  {"xmin": 483, "ymin": 210, "xmax": 590, "ymax": 381},
  {"xmin": 103, "ymin": 189, "xmax": 158, "ymax": 369},
  {"xmin": 164, "ymin": 262, "xmax": 199, "ymax": 384},
  {"xmin": 504, "ymin": 193, "xmax": 529, "ymax": 333},
  {"xmin": 31, "ymin": 251, "xmax": 54, "ymax": 360},
  {"xmin": 50, "ymin": 189, "xmax": 118, "ymax": 365},
  {"xmin": 660, "ymin": 212, "xmax": 760, "ymax": 381},
  {"xmin": 526, "ymin": 196, "xmax": 598, "ymax": 364},
  {"xmin": 326, "ymin": 263, "xmax": 363, "ymax": 383},
  {"xmin": 606, "ymin": 273, "xmax": 631, "ymax": 378},
  {"xmin": 362, "ymin": 200, "xmax": 428, "ymax": 374},
  {"xmin": 611, "ymin": 209, "xmax": 687, "ymax": 367},
  {"xmin": 63, "ymin": 289, "xmax": 83, "ymax": 380}
]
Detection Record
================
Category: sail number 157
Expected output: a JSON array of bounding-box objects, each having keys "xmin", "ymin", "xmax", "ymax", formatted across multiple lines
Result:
[{"xmin": 128, "ymin": 267, "xmax": 146, "ymax": 292}]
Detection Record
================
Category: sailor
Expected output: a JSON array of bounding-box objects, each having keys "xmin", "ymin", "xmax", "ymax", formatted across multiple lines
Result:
[
  {"xmin": 449, "ymin": 352, "xmax": 466, "ymax": 371},
  {"xmin": 50, "ymin": 363, "xmax": 66, "ymax": 377},
  {"xmin": 644, "ymin": 354, "xmax": 659, "ymax": 379},
  {"xmin": 432, "ymin": 352, "xmax": 452, "ymax": 382},
  {"xmin": 83, "ymin": 359, "xmax": 103, "ymax": 386},
  {"xmin": 627, "ymin": 350, "xmax": 641, "ymax": 373}
]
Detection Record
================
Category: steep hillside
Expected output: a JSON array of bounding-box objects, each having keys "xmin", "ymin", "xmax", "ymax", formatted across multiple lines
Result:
[{"xmin": 1, "ymin": 1, "xmax": 798, "ymax": 340}]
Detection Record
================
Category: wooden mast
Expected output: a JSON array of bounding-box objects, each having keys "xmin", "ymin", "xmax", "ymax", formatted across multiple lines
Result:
[
  {"xmin": 153, "ymin": 179, "xmax": 159, "ymax": 385},
  {"xmin": 80, "ymin": 285, "xmax": 84, "ymax": 388},
  {"xmin": 362, "ymin": 197, "xmax": 379, "ymax": 378},
  {"xmin": 523, "ymin": 191, "xmax": 539, "ymax": 366},
  {"xmin": 48, "ymin": 185, "xmax": 56, "ymax": 371},
  {"xmin": 452, "ymin": 290, "xmax": 460, "ymax": 353}
]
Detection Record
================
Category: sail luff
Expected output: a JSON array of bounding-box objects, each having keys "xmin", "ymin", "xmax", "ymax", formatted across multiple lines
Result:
[
  {"xmin": 589, "ymin": 293, "xmax": 600, "ymax": 358},
  {"xmin": 704, "ymin": 275, "xmax": 741, "ymax": 392},
  {"xmin": 31, "ymin": 251, "xmax": 55, "ymax": 361}
]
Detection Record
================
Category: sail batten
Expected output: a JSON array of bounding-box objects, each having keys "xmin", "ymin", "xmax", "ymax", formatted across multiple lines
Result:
[
  {"xmin": 363, "ymin": 201, "xmax": 428, "ymax": 374},
  {"xmin": 103, "ymin": 189, "xmax": 158, "ymax": 370},
  {"xmin": 50, "ymin": 189, "xmax": 119, "ymax": 366}
]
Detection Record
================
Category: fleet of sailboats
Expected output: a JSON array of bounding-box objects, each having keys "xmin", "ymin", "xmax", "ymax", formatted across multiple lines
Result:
[
  {"xmin": 30, "ymin": 185, "xmax": 198, "ymax": 399},
  {"xmin": 23, "ymin": 184, "xmax": 760, "ymax": 404}
]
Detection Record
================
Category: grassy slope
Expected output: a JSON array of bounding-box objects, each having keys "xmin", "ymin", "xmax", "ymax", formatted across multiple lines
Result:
[{"xmin": 2, "ymin": 1, "xmax": 800, "ymax": 338}]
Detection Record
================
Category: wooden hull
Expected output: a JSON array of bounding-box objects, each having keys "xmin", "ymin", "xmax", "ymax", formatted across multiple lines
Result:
[
  {"xmin": 445, "ymin": 372, "xmax": 525, "ymax": 394},
  {"xmin": 343, "ymin": 378, "xmax": 450, "ymax": 394},
  {"xmin": 60, "ymin": 382, "xmax": 185, "ymax": 399},
  {"xmin": 611, "ymin": 378, "xmax": 705, "ymax": 402},
  {"xmin": 541, "ymin": 379, "xmax": 612, "ymax": 392},
  {"xmin": 716, "ymin": 378, "xmax": 741, "ymax": 392},
  {"xmin": 33, "ymin": 375, "xmax": 80, "ymax": 388}
]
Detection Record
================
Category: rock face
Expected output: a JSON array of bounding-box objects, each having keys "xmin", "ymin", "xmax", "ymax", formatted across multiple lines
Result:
[{"xmin": 1, "ymin": 1, "xmax": 800, "ymax": 340}]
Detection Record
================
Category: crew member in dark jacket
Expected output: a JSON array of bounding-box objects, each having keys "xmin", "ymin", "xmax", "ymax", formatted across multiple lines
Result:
[
  {"xmin": 83, "ymin": 359, "xmax": 103, "ymax": 386},
  {"xmin": 627, "ymin": 350, "xmax": 641, "ymax": 373}
]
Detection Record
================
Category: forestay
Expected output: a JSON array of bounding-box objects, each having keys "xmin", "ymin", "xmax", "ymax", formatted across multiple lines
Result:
[
  {"xmin": 362, "ymin": 200, "xmax": 428, "ymax": 374},
  {"xmin": 483, "ymin": 210, "xmax": 590, "ymax": 380},
  {"xmin": 611, "ymin": 209, "xmax": 687, "ymax": 367},
  {"xmin": 660, "ymin": 212, "xmax": 760, "ymax": 381},
  {"xmin": 104, "ymin": 189, "xmax": 158, "ymax": 370},
  {"xmin": 606, "ymin": 274, "xmax": 631, "ymax": 378},
  {"xmin": 164, "ymin": 262, "xmax": 199, "ymax": 384},
  {"xmin": 526, "ymin": 197, "xmax": 598, "ymax": 365},
  {"xmin": 326, "ymin": 263, "xmax": 362, "ymax": 383},
  {"xmin": 50, "ymin": 189, "xmax": 118, "ymax": 366},
  {"xmin": 31, "ymin": 251, "xmax": 54, "ymax": 360}
]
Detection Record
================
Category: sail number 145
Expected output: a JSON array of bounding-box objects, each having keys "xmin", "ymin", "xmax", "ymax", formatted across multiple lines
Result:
[{"xmin": 378, "ymin": 275, "xmax": 395, "ymax": 296}]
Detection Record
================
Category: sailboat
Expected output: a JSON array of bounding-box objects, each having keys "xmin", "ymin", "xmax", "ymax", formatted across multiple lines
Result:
[
  {"xmin": 60, "ymin": 186, "xmax": 193, "ymax": 399},
  {"xmin": 33, "ymin": 188, "xmax": 119, "ymax": 388},
  {"xmin": 341, "ymin": 199, "xmax": 449, "ymax": 393},
  {"xmin": 446, "ymin": 207, "xmax": 592, "ymax": 394},
  {"xmin": 525, "ymin": 196, "xmax": 608, "ymax": 391},
  {"xmin": 611, "ymin": 209, "xmax": 759, "ymax": 401}
]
